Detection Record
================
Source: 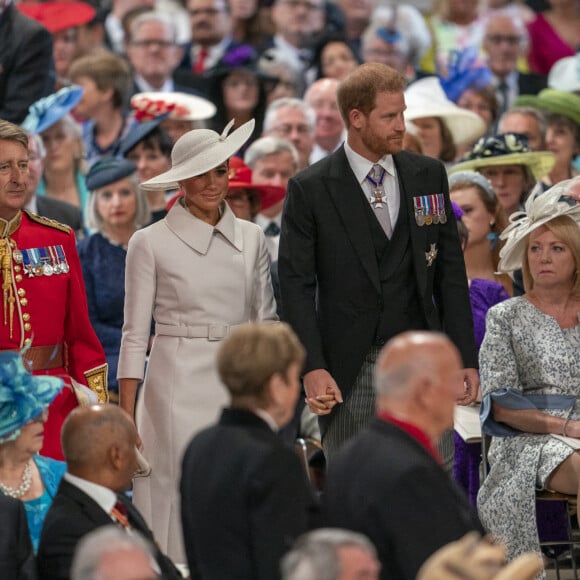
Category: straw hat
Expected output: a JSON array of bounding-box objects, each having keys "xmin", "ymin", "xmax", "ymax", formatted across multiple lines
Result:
[
  {"xmin": 404, "ymin": 77, "xmax": 486, "ymax": 146},
  {"xmin": 21, "ymin": 85, "xmax": 84, "ymax": 135},
  {"xmin": 514, "ymin": 89, "xmax": 580, "ymax": 126},
  {"xmin": 548, "ymin": 53, "xmax": 580, "ymax": 94},
  {"xmin": 130, "ymin": 92, "xmax": 216, "ymax": 123},
  {"xmin": 498, "ymin": 177, "xmax": 580, "ymax": 272},
  {"xmin": 141, "ymin": 119, "xmax": 255, "ymax": 191},
  {"xmin": 0, "ymin": 351, "xmax": 63, "ymax": 443},
  {"xmin": 449, "ymin": 133, "xmax": 556, "ymax": 182}
]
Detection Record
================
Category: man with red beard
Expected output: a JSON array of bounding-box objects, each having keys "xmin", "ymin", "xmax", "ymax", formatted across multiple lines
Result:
[{"xmin": 279, "ymin": 63, "xmax": 478, "ymax": 460}]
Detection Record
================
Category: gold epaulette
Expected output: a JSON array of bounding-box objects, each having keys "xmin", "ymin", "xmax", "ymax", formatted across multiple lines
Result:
[
  {"xmin": 84, "ymin": 363, "xmax": 109, "ymax": 404},
  {"xmin": 23, "ymin": 210, "xmax": 71, "ymax": 234}
]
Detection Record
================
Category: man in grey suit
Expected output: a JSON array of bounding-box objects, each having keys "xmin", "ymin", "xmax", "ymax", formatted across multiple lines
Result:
[
  {"xmin": 278, "ymin": 63, "xmax": 478, "ymax": 460},
  {"xmin": 25, "ymin": 133, "xmax": 83, "ymax": 235}
]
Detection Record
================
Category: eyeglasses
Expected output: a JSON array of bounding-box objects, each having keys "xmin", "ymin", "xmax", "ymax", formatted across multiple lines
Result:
[
  {"xmin": 277, "ymin": 0, "xmax": 323, "ymax": 11},
  {"xmin": 486, "ymin": 34, "xmax": 521, "ymax": 46},
  {"xmin": 269, "ymin": 124, "xmax": 312, "ymax": 136},
  {"xmin": 131, "ymin": 39, "xmax": 175, "ymax": 49},
  {"xmin": 188, "ymin": 7, "xmax": 227, "ymax": 17}
]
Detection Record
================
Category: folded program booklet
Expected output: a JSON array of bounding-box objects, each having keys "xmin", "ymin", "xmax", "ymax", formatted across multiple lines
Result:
[{"xmin": 454, "ymin": 404, "xmax": 482, "ymax": 443}]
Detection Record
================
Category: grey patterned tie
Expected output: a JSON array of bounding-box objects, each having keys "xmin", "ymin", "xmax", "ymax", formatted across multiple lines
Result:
[{"xmin": 367, "ymin": 164, "xmax": 393, "ymax": 238}]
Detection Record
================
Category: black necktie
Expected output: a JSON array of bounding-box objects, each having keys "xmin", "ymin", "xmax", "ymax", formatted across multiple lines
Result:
[{"xmin": 264, "ymin": 222, "xmax": 280, "ymax": 237}]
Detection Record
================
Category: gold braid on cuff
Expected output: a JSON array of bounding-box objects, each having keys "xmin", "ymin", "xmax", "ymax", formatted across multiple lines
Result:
[{"xmin": 84, "ymin": 364, "xmax": 109, "ymax": 403}]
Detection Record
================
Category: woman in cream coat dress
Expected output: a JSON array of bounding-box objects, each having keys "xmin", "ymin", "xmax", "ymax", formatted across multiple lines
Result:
[{"xmin": 117, "ymin": 119, "xmax": 278, "ymax": 564}]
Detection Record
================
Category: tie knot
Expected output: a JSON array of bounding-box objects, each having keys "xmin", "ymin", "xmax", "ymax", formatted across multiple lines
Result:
[
  {"xmin": 264, "ymin": 222, "xmax": 280, "ymax": 237},
  {"xmin": 114, "ymin": 501, "xmax": 128, "ymax": 517},
  {"xmin": 371, "ymin": 164, "xmax": 382, "ymax": 180}
]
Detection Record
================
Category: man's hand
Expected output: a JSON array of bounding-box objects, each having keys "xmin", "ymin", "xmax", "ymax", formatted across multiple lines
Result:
[
  {"xmin": 304, "ymin": 369, "xmax": 343, "ymax": 416},
  {"xmin": 457, "ymin": 368, "xmax": 480, "ymax": 406}
]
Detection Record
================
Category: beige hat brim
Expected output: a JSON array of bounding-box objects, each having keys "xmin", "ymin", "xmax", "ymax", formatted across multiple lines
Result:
[
  {"xmin": 141, "ymin": 119, "xmax": 255, "ymax": 191},
  {"xmin": 449, "ymin": 151, "xmax": 555, "ymax": 182}
]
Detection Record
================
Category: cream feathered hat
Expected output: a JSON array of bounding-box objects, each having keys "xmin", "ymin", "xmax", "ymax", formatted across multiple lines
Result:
[{"xmin": 498, "ymin": 176, "xmax": 580, "ymax": 273}]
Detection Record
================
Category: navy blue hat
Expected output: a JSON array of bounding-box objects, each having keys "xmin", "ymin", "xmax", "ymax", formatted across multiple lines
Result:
[
  {"xmin": 0, "ymin": 350, "xmax": 63, "ymax": 443},
  {"xmin": 86, "ymin": 157, "xmax": 137, "ymax": 190},
  {"xmin": 22, "ymin": 85, "xmax": 84, "ymax": 135},
  {"xmin": 115, "ymin": 112, "xmax": 170, "ymax": 158}
]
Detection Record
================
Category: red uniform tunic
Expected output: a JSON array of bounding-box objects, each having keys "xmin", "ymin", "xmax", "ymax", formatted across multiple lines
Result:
[{"xmin": 0, "ymin": 211, "xmax": 107, "ymax": 459}]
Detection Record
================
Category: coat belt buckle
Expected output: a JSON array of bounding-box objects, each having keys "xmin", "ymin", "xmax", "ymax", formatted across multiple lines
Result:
[{"xmin": 208, "ymin": 324, "xmax": 229, "ymax": 341}]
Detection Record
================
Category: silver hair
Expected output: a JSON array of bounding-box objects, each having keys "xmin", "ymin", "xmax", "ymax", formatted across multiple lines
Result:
[
  {"xmin": 70, "ymin": 526, "xmax": 159, "ymax": 580},
  {"xmin": 281, "ymin": 528, "xmax": 377, "ymax": 580},
  {"xmin": 258, "ymin": 48, "xmax": 305, "ymax": 96},
  {"xmin": 244, "ymin": 136, "xmax": 299, "ymax": 170},
  {"xmin": 498, "ymin": 106, "xmax": 547, "ymax": 144},
  {"xmin": 483, "ymin": 8, "xmax": 529, "ymax": 53},
  {"xmin": 28, "ymin": 133, "xmax": 46, "ymax": 160},
  {"xmin": 84, "ymin": 174, "xmax": 151, "ymax": 231},
  {"xmin": 263, "ymin": 97, "xmax": 316, "ymax": 134},
  {"xmin": 129, "ymin": 11, "xmax": 178, "ymax": 44}
]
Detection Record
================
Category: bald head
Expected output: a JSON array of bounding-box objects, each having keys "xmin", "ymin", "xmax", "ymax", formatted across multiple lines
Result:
[
  {"xmin": 375, "ymin": 332, "xmax": 463, "ymax": 440},
  {"xmin": 62, "ymin": 405, "xmax": 137, "ymax": 487}
]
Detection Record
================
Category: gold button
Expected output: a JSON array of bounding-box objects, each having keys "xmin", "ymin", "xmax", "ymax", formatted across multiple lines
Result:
[
  {"xmin": 22, "ymin": 313, "xmax": 30, "ymax": 321},
  {"xmin": 15, "ymin": 275, "xmax": 22, "ymax": 282},
  {"xmin": 24, "ymin": 323, "xmax": 31, "ymax": 331},
  {"xmin": 24, "ymin": 338, "xmax": 31, "ymax": 345},
  {"xmin": 20, "ymin": 298, "xmax": 28, "ymax": 306},
  {"xmin": 14, "ymin": 265, "xmax": 20, "ymax": 272},
  {"xmin": 17, "ymin": 288, "xmax": 25, "ymax": 297}
]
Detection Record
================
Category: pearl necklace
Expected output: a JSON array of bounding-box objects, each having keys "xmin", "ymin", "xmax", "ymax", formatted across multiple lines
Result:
[{"xmin": 0, "ymin": 461, "xmax": 33, "ymax": 498}]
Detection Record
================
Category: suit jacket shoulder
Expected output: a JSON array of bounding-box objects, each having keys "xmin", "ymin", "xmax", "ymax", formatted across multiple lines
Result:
[{"xmin": 35, "ymin": 197, "xmax": 83, "ymax": 233}]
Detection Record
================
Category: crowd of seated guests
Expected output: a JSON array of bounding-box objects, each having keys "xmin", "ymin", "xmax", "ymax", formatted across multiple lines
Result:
[{"xmin": 2, "ymin": 0, "xmax": 580, "ymax": 577}]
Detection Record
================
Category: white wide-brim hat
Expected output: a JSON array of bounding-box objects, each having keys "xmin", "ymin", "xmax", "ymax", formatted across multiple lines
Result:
[
  {"xmin": 498, "ymin": 176, "xmax": 580, "ymax": 273},
  {"xmin": 141, "ymin": 119, "xmax": 255, "ymax": 191},
  {"xmin": 548, "ymin": 53, "xmax": 580, "ymax": 94},
  {"xmin": 404, "ymin": 76, "xmax": 486, "ymax": 146},
  {"xmin": 131, "ymin": 91, "xmax": 217, "ymax": 122}
]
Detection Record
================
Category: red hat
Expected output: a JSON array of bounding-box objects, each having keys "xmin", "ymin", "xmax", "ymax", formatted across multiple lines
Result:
[
  {"xmin": 228, "ymin": 157, "xmax": 285, "ymax": 212},
  {"xmin": 17, "ymin": 2, "xmax": 96, "ymax": 33}
]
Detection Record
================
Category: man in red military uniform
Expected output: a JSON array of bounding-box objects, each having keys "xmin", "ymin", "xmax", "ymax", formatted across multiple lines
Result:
[{"xmin": 0, "ymin": 119, "xmax": 107, "ymax": 459}]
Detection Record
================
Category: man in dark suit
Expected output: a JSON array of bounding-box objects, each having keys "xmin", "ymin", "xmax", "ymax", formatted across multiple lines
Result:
[
  {"xmin": 37, "ymin": 405, "xmax": 180, "ymax": 580},
  {"xmin": 0, "ymin": 494, "xmax": 36, "ymax": 580},
  {"xmin": 25, "ymin": 134, "xmax": 83, "ymax": 234},
  {"xmin": 181, "ymin": 323, "xmax": 317, "ymax": 580},
  {"xmin": 278, "ymin": 62, "xmax": 478, "ymax": 459},
  {"xmin": 324, "ymin": 332, "xmax": 484, "ymax": 580},
  {"xmin": 0, "ymin": 0, "xmax": 55, "ymax": 124}
]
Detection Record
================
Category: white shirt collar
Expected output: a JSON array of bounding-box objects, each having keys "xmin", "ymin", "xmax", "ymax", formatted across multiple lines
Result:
[
  {"xmin": 255, "ymin": 211, "xmax": 282, "ymax": 229},
  {"xmin": 134, "ymin": 75, "xmax": 174, "ymax": 93},
  {"xmin": 64, "ymin": 473, "xmax": 118, "ymax": 515},
  {"xmin": 344, "ymin": 141, "xmax": 396, "ymax": 186},
  {"xmin": 252, "ymin": 408, "xmax": 278, "ymax": 431}
]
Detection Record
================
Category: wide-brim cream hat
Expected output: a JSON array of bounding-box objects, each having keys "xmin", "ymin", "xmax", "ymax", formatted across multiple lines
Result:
[
  {"xmin": 141, "ymin": 119, "xmax": 255, "ymax": 191},
  {"xmin": 449, "ymin": 133, "xmax": 556, "ymax": 182},
  {"xmin": 498, "ymin": 176, "xmax": 580, "ymax": 273},
  {"xmin": 404, "ymin": 76, "xmax": 486, "ymax": 146},
  {"xmin": 548, "ymin": 53, "xmax": 580, "ymax": 94},
  {"xmin": 131, "ymin": 91, "xmax": 216, "ymax": 122}
]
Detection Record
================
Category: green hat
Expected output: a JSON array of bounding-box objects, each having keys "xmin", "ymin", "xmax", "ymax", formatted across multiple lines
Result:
[{"xmin": 515, "ymin": 89, "xmax": 580, "ymax": 126}]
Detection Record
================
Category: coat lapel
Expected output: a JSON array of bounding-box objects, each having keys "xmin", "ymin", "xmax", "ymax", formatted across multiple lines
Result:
[
  {"xmin": 327, "ymin": 148, "xmax": 381, "ymax": 293},
  {"xmin": 59, "ymin": 480, "xmax": 113, "ymax": 527},
  {"xmin": 393, "ymin": 152, "xmax": 429, "ymax": 294}
]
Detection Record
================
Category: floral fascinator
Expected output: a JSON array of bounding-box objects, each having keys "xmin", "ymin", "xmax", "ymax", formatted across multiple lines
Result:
[
  {"xmin": 0, "ymin": 350, "xmax": 63, "ymax": 444},
  {"xmin": 450, "ymin": 133, "xmax": 555, "ymax": 182},
  {"xmin": 498, "ymin": 177, "xmax": 580, "ymax": 273}
]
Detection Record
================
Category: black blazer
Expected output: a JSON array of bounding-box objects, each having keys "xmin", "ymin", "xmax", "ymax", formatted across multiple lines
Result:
[
  {"xmin": 37, "ymin": 480, "xmax": 181, "ymax": 580},
  {"xmin": 35, "ymin": 197, "xmax": 83, "ymax": 234},
  {"xmin": 180, "ymin": 408, "xmax": 318, "ymax": 580},
  {"xmin": 324, "ymin": 418, "xmax": 484, "ymax": 580},
  {"xmin": 279, "ymin": 147, "xmax": 477, "ymax": 401},
  {"xmin": 0, "ymin": 494, "xmax": 36, "ymax": 580},
  {"xmin": 0, "ymin": 4, "xmax": 55, "ymax": 124}
]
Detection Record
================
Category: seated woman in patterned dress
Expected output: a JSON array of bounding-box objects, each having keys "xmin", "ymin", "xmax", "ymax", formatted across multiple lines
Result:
[{"xmin": 478, "ymin": 176, "xmax": 580, "ymax": 564}]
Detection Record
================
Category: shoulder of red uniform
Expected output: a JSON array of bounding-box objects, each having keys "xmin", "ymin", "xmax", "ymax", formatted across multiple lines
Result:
[{"xmin": 22, "ymin": 210, "xmax": 72, "ymax": 235}]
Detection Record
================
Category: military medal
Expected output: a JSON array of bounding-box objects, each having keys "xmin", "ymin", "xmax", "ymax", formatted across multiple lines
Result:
[
  {"xmin": 12, "ymin": 249, "xmax": 23, "ymax": 264},
  {"xmin": 48, "ymin": 246, "xmax": 61, "ymax": 274},
  {"xmin": 366, "ymin": 167, "xmax": 386, "ymax": 209},
  {"xmin": 437, "ymin": 194, "xmax": 448, "ymax": 224},
  {"xmin": 431, "ymin": 195, "xmax": 440, "ymax": 224},
  {"xmin": 56, "ymin": 245, "xmax": 69, "ymax": 274},
  {"xmin": 425, "ymin": 243, "xmax": 438, "ymax": 267},
  {"xmin": 413, "ymin": 197, "xmax": 426, "ymax": 226}
]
